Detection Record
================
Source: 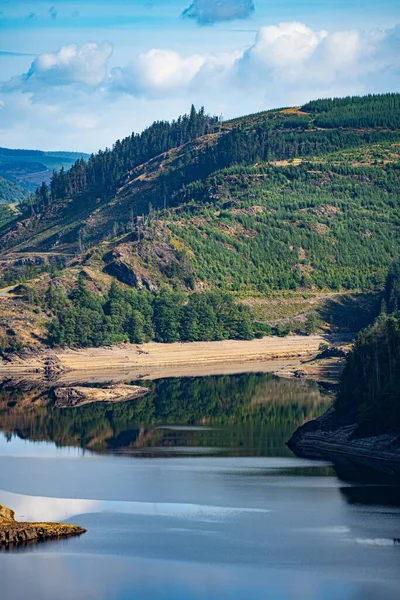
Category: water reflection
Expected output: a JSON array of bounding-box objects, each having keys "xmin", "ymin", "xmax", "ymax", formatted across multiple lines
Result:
[
  {"xmin": 0, "ymin": 372, "xmax": 399, "ymax": 599},
  {"xmin": 0, "ymin": 373, "xmax": 329, "ymax": 457}
]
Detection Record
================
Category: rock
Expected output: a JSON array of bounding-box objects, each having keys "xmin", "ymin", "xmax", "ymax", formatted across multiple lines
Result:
[
  {"xmin": 54, "ymin": 387, "xmax": 86, "ymax": 407},
  {"xmin": 104, "ymin": 258, "xmax": 158, "ymax": 291},
  {"xmin": 293, "ymin": 370, "xmax": 306, "ymax": 379},
  {"xmin": 287, "ymin": 408, "xmax": 400, "ymax": 476},
  {"xmin": 0, "ymin": 503, "xmax": 86, "ymax": 547},
  {"xmin": 315, "ymin": 346, "xmax": 348, "ymax": 360},
  {"xmin": 54, "ymin": 384, "xmax": 149, "ymax": 408},
  {"xmin": 44, "ymin": 355, "xmax": 65, "ymax": 380},
  {"xmin": 0, "ymin": 505, "xmax": 15, "ymax": 521}
]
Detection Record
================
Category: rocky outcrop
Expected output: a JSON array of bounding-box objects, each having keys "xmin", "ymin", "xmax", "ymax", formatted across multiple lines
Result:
[
  {"xmin": 104, "ymin": 258, "xmax": 158, "ymax": 291},
  {"xmin": 287, "ymin": 408, "xmax": 400, "ymax": 476},
  {"xmin": 54, "ymin": 384, "xmax": 149, "ymax": 408},
  {"xmin": 44, "ymin": 355, "xmax": 65, "ymax": 380},
  {"xmin": 0, "ymin": 504, "xmax": 86, "ymax": 546}
]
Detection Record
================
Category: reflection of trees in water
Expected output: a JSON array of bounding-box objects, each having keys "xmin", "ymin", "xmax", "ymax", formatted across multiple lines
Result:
[{"xmin": 0, "ymin": 374, "xmax": 330, "ymax": 456}]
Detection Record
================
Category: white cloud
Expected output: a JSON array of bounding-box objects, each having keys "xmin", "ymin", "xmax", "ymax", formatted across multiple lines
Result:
[
  {"xmin": 182, "ymin": 0, "xmax": 255, "ymax": 26},
  {"xmin": 5, "ymin": 42, "xmax": 113, "ymax": 94},
  {"xmin": 0, "ymin": 23, "xmax": 398, "ymax": 151},
  {"xmin": 109, "ymin": 48, "xmax": 239, "ymax": 98},
  {"xmin": 110, "ymin": 22, "xmax": 399, "ymax": 99},
  {"xmin": 241, "ymin": 22, "xmax": 328, "ymax": 71},
  {"xmin": 111, "ymin": 49, "xmax": 207, "ymax": 97}
]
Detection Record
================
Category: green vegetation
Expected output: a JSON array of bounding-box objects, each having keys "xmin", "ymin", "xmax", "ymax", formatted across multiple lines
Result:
[
  {"xmin": 0, "ymin": 175, "xmax": 26, "ymax": 204},
  {"xmin": 0, "ymin": 205, "xmax": 16, "ymax": 228},
  {"xmin": 3, "ymin": 94, "xmax": 396, "ymax": 293},
  {"xmin": 160, "ymin": 147, "xmax": 400, "ymax": 291},
  {"xmin": 0, "ymin": 94, "xmax": 399, "ymax": 351},
  {"xmin": 13, "ymin": 95, "xmax": 399, "ymax": 221},
  {"xmin": 44, "ymin": 278, "xmax": 255, "ymax": 347},
  {"xmin": 303, "ymin": 93, "xmax": 400, "ymax": 129},
  {"xmin": 41, "ymin": 106, "xmax": 217, "ymax": 208},
  {"xmin": 336, "ymin": 263, "xmax": 400, "ymax": 432},
  {"xmin": 0, "ymin": 258, "xmax": 67, "ymax": 288}
]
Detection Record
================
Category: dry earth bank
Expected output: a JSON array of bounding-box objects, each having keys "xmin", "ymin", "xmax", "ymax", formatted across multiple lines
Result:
[{"xmin": 0, "ymin": 334, "xmax": 351, "ymax": 382}]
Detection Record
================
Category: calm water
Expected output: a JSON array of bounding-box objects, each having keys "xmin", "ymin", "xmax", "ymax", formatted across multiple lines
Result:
[{"xmin": 0, "ymin": 373, "xmax": 399, "ymax": 600}]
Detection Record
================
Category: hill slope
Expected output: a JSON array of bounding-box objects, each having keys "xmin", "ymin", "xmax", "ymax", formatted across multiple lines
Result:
[
  {"xmin": 0, "ymin": 94, "xmax": 399, "ymax": 351},
  {"xmin": 0, "ymin": 175, "xmax": 27, "ymax": 204}
]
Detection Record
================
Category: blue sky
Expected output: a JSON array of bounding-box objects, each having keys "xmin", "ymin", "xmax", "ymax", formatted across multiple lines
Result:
[{"xmin": 0, "ymin": 1, "xmax": 399, "ymax": 150}]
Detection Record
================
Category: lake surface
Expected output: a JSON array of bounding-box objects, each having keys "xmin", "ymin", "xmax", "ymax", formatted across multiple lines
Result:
[{"xmin": 0, "ymin": 373, "xmax": 399, "ymax": 600}]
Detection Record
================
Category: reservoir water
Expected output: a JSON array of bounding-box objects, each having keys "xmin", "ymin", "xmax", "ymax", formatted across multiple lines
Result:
[{"xmin": 0, "ymin": 373, "xmax": 399, "ymax": 599}]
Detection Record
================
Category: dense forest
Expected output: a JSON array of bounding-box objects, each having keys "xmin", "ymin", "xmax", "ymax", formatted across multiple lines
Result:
[
  {"xmin": 336, "ymin": 263, "xmax": 400, "ymax": 432},
  {"xmin": 20, "ymin": 94, "xmax": 400, "ymax": 218},
  {"xmin": 303, "ymin": 93, "xmax": 400, "ymax": 129},
  {"xmin": 37, "ymin": 106, "xmax": 218, "ymax": 209},
  {"xmin": 42, "ymin": 278, "xmax": 256, "ymax": 347},
  {"xmin": 159, "ymin": 147, "xmax": 400, "ymax": 291}
]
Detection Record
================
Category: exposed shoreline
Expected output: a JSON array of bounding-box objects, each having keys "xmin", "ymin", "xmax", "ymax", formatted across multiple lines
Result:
[
  {"xmin": 0, "ymin": 504, "xmax": 86, "ymax": 547},
  {"xmin": 287, "ymin": 408, "xmax": 400, "ymax": 476},
  {"xmin": 0, "ymin": 334, "xmax": 350, "ymax": 382}
]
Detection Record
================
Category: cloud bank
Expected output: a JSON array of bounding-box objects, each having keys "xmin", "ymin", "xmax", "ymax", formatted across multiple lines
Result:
[
  {"xmin": 7, "ymin": 42, "xmax": 113, "ymax": 92},
  {"xmin": 109, "ymin": 22, "xmax": 399, "ymax": 98},
  {"xmin": 182, "ymin": 0, "xmax": 255, "ymax": 26},
  {"xmin": 0, "ymin": 22, "xmax": 399, "ymax": 150}
]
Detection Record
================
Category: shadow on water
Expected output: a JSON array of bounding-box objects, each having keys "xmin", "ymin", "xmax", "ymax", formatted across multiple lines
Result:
[
  {"xmin": 340, "ymin": 484, "xmax": 400, "ymax": 507},
  {"xmin": 333, "ymin": 460, "xmax": 400, "ymax": 507}
]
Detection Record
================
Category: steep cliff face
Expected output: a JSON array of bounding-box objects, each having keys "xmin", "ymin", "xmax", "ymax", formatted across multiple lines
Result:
[{"xmin": 0, "ymin": 503, "xmax": 86, "ymax": 546}]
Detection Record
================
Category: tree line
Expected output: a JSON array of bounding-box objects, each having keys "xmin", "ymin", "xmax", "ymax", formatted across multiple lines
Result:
[
  {"xmin": 303, "ymin": 93, "xmax": 400, "ymax": 129},
  {"xmin": 44, "ymin": 278, "xmax": 255, "ymax": 347},
  {"xmin": 23, "ymin": 94, "xmax": 400, "ymax": 220}
]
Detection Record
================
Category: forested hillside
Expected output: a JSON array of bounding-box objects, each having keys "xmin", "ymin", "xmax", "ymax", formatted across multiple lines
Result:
[
  {"xmin": 0, "ymin": 176, "xmax": 26, "ymax": 204},
  {"xmin": 0, "ymin": 94, "xmax": 399, "ymax": 351},
  {"xmin": 336, "ymin": 263, "xmax": 400, "ymax": 432}
]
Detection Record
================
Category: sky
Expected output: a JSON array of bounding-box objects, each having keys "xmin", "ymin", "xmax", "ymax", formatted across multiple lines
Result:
[{"xmin": 0, "ymin": 0, "xmax": 399, "ymax": 151}]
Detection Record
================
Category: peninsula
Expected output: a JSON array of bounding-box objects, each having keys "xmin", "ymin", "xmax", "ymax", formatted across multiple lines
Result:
[{"xmin": 0, "ymin": 504, "xmax": 86, "ymax": 546}]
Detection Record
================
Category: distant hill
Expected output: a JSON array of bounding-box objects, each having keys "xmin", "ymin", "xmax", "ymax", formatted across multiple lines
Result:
[
  {"xmin": 0, "ymin": 148, "xmax": 89, "ymax": 197},
  {"xmin": 0, "ymin": 175, "xmax": 27, "ymax": 204}
]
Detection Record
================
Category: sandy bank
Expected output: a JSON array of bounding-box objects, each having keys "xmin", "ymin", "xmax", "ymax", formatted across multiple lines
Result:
[{"xmin": 0, "ymin": 334, "xmax": 350, "ymax": 380}]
